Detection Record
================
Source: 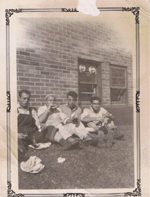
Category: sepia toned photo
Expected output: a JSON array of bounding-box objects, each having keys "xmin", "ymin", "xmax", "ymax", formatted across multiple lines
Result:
[
  {"xmin": 4, "ymin": 1, "xmax": 149, "ymax": 196},
  {"xmin": 16, "ymin": 11, "xmax": 135, "ymax": 191}
]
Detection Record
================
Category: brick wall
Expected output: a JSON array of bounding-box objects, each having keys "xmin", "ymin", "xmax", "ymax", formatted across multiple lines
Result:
[{"xmin": 17, "ymin": 17, "xmax": 133, "ymax": 108}]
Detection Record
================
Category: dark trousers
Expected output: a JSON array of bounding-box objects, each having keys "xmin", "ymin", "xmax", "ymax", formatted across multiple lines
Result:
[{"xmin": 18, "ymin": 125, "xmax": 57, "ymax": 162}]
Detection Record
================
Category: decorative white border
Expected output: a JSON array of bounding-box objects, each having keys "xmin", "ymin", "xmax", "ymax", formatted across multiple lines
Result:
[{"xmin": 6, "ymin": 7, "xmax": 140, "ymax": 197}]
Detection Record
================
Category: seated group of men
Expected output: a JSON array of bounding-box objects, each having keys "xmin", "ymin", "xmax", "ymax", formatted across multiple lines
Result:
[{"xmin": 18, "ymin": 89, "xmax": 124, "ymax": 163}]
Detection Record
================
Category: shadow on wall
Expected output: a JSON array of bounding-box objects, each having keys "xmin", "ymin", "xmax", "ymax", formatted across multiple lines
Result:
[{"xmin": 105, "ymin": 106, "xmax": 133, "ymax": 126}]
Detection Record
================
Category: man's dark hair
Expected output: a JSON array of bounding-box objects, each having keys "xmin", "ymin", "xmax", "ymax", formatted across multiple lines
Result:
[
  {"xmin": 67, "ymin": 91, "xmax": 78, "ymax": 100},
  {"xmin": 19, "ymin": 90, "xmax": 31, "ymax": 97},
  {"xmin": 90, "ymin": 96, "xmax": 101, "ymax": 104}
]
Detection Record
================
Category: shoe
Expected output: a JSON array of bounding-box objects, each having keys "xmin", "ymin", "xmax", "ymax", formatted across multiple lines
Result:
[
  {"xmin": 63, "ymin": 140, "xmax": 79, "ymax": 150},
  {"xmin": 83, "ymin": 137, "xmax": 99, "ymax": 146},
  {"xmin": 113, "ymin": 133, "xmax": 124, "ymax": 140}
]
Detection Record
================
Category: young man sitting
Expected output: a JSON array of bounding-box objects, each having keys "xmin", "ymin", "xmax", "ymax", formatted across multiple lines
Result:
[
  {"xmin": 38, "ymin": 94, "xmax": 79, "ymax": 150},
  {"xmin": 17, "ymin": 90, "xmax": 75, "ymax": 164},
  {"xmin": 59, "ymin": 91, "xmax": 99, "ymax": 146},
  {"xmin": 81, "ymin": 96, "xmax": 124, "ymax": 148}
]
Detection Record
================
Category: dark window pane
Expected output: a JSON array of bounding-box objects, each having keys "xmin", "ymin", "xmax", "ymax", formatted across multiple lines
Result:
[
  {"xmin": 79, "ymin": 72, "xmax": 96, "ymax": 83},
  {"xmin": 111, "ymin": 88, "xmax": 126, "ymax": 103},
  {"xmin": 78, "ymin": 63, "xmax": 98, "ymax": 102},
  {"xmin": 111, "ymin": 78, "xmax": 126, "ymax": 87},
  {"xmin": 79, "ymin": 65, "xmax": 97, "ymax": 83},
  {"xmin": 79, "ymin": 84, "xmax": 96, "ymax": 93},
  {"xmin": 79, "ymin": 93, "xmax": 93, "ymax": 101},
  {"xmin": 120, "ymin": 79, "xmax": 126, "ymax": 86},
  {"xmin": 111, "ymin": 89, "xmax": 121, "ymax": 101},
  {"xmin": 118, "ymin": 69, "xmax": 125, "ymax": 77},
  {"xmin": 111, "ymin": 68, "xmax": 125, "ymax": 78}
]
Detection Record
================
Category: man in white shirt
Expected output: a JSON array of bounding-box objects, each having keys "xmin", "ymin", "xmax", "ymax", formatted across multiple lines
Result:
[
  {"xmin": 60, "ymin": 91, "xmax": 99, "ymax": 146},
  {"xmin": 38, "ymin": 94, "xmax": 79, "ymax": 148},
  {"xmin": 18, "ymin": 90, "xmax": 75, "ymax": 163},
  {"xmin": 81, "ymin": 96, "xmax": 124, "ymax": 147}
]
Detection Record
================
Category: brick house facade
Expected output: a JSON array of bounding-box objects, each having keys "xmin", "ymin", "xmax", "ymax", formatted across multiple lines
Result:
[{"xmin": 16, "ymin": 17, "xmax": 133, "ymax": 109}]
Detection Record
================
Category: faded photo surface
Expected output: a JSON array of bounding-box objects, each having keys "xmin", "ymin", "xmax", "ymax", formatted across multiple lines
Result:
[
  {"xmin": 0, "ymin": 0, "xmax": 149, "ymax": 196},
  {"xmin": 16, "ymin": 13, "xmax": 134, "ymax": 190}
]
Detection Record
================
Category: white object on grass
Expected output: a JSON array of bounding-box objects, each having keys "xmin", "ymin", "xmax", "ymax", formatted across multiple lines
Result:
[
  {"xmin": 28, "ymin": 142, "xmax": 51, "ymax": 149},
  {"xmin": 57, "ymin": 157, "xmax": 66, "ymax": 163},
  {"xmin": 20, "ymin": 156, "xmax": 45, "ymax": 173}
]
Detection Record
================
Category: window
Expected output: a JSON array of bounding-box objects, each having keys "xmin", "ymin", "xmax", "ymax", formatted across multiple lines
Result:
[
  {"xmin": 110, "ymin": 65, "xmax": 127, "ymax": 105},
  {"xmin": 78, "ymin": 59, "xmax": 101, "ymax": 105}
]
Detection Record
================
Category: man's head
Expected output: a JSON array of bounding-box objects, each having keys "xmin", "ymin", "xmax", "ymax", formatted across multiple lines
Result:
[
  {"xmin": 67, "ymin": 91, "xmax": 78, "ymax": 109},
  {"xmin": 90, "ymin": 96, "xmax": 101, "ymax": 112},
  {"xmin": 18, "ymin": 90, "xmax": 31, "ymax": 109},
  {"xmin": 45, "ymin": 95, "xmax": 56, "ymax": 106}
]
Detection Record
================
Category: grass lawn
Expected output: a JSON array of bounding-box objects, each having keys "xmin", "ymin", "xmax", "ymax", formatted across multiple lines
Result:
[{"xmin": 19, "ymin": 124, "xmax": 134, "ymax": 189}]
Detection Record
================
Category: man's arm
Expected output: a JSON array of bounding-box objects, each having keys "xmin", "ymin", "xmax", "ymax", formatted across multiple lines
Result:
[
  {"xmin": 82, "ymin": 116, "xmax": 104, "ymax": 123},
  {"xmin": 58, "ymin": 108, "xmax": 71, "ymax": 124},
  {"xmin": 81, "ymin": 108, "xmax": 104, "ymax": 123},
  {"xmin": 32, "ymin": 109, "xmax": 42, "ymax": 132},
  {"xmin": 38, "ymin": 105, "xmax": 51, "ymax": 123},
  {"xmin": 101, "ymin": 107, "xmax": 114, "ymax": 120}
]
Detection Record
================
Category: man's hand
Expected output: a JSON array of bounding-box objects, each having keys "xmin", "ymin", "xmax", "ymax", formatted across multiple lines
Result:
[
  {"xmin": 40, "ymin": 123, "xmax": 46, "ymax": 131},
  {"xmin": 104, "ymin": 112, "xmax": 113, "ymax": 118},
  {"xmin": 75, "ymin": 119, "xmax": 80, "ymax": 127},
  {"xmin": 51, "ymin": 104, "xmax": 58, "ymax": 109},
  {"xmin": 66, "ymin": 118, "xmax": 74, "ymax": 124},
  {"xmin": 47, "ymin": 103, "xmax": 53, "ymax": 110},
  {"xmin": 66, "ymin": 117, "xmax": 79, "ymax": 126},
  {"xmin": 48, "ymin": 104, "xmax": 58, "ymax": 110}
]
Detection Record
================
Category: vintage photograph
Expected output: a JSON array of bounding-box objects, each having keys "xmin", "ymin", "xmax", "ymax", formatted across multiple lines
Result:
[
  {"xmin": 1, "ymin": 0, "xmax": 149, "ymax": 196},
  {"xmin": 15, "ymin": 11, "xmax": 135, "ymax": 190}
]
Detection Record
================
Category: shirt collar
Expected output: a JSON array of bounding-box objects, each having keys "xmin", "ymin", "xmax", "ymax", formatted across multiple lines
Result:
[
  {"xmin": 17, "ymin": 103, "xmax": 29, "ymax": 111},
  {"xmin": 90, "ymin": 106, "xmax": 100, "ymax": 114},
  {"xmin": 66, "ymin": 103, "xmax": 78, "ymax": 112}
]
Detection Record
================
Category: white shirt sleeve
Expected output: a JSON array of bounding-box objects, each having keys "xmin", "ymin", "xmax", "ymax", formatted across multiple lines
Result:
[
  {"xmin": 57, "ymin": 108, "xmax": 69, "ymax": 124},
  {"xmin": 81, "ymin": 108, "xmax": 90, "ymax": 120},
  {"xmin": 31, "ymin": 109, "xmax": 41, "ymax": 129},
  {"xmin": 37, "ymin": 105, "xmax": 47, "ymax": 117},
  {"xmin": 101, "ymin": 107, "xmax": 108, "ymax": 116}
]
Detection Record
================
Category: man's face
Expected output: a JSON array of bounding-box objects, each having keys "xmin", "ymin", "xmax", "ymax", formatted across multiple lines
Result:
[
  {"xmin": 19, "ymin": 93, "xmax": 30, "ymax": 109},
  {"xmin": 91, "ymin": 100, "xmax": 101, "ymax": 112},
  {"xmin": 67, "ymin": 95, "xmax": 77, "ymax": 109},
  {"xmin": 46, "ymin": 96, "xmax": 55, "ymax": 106}
]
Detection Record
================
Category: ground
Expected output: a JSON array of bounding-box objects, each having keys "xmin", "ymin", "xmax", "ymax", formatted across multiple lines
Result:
[{"xmin": 19, "ymin": 123, "xmax": 134, "ymax": 189}]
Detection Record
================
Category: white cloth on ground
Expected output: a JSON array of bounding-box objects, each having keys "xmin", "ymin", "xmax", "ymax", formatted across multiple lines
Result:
[
  {"xmin": 28, "ymin": 142, "xmax": 51, "ymax": 149},
  {"xmin": 20, "ymin": 156, "xmax": 45, "ymax": 173}
]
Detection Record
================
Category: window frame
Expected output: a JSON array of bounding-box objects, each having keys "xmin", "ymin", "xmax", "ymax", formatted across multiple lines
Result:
[
  {"xmin": 78, "ymin": 58, "xmax": 102, "ymax": 106},
  {"xmin": 110, "ymin": 64, "xmax": 128, "ymax": 105}
]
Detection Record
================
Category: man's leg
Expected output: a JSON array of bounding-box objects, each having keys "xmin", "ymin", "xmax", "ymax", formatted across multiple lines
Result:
[
  {"xmin": 85, "ymin": 123, "xmax": 114, "ymax": 148},
  {"xmin": 72, "ymin": 122, "xmax": 99, "ymax": 146},
  {"xmin": 44, "ymin": 126, "xmax": 59, "ymax": 143},
  {"xmin": 105, "ymin": 129, "xmax": 114, "ymax": 148},
  {"xmin": 97, "ymin": 130, "xmax": 105, "ymax": 144},
  {"xmin": 28, "ymin": 126, "xmax": 60, "ymax": 144},
  {"xmin": 107, "ymin": 121, "xmax": 124, "ymax": 140},
  {"xmin": 43, "ymin": 125, "xmax": 79, "ymax": 150},
  {"xmin": 18, "ymin": 138, "xmax": 29, "ymax": 163},
  {"xmin": 74, "ymin": 122, "xmax": 90, "ymax": 139},
  {"xmin": 57, "ymin": 124, "xmax": 73, "ymax": 140}
]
